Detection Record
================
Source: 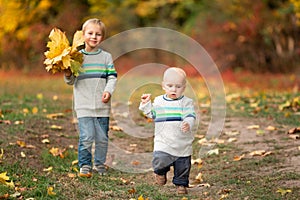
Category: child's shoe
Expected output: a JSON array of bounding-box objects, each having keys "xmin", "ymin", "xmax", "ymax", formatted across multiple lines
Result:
[
  {"xmin": 155, "ymin": 174, "xmax": 167, "ymax": 185},
  {"xmin": 93, "ymin": 165, "xmax": 107, "ymax": 175},
  {"xmin": 78, "ymin": 165, "xmax": 92, "ymax": 178},
  {"xmin": 176, "ymin": 186, "xmax": 188, "ymax": 194}
]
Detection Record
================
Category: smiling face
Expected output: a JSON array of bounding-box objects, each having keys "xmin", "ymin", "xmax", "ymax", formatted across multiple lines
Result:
[
  {"xmin": 162, "ymin": 68, "xmax": 186, "ymax": 99},
  {"xmin": 83, "ymin": 23, "xmax": 103, "ymax": 52}
]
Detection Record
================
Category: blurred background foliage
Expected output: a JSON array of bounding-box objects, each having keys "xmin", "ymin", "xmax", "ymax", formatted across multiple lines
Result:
[{"xmin": 0, "ymin": 0, "xmax": 299, "ymax": 73}]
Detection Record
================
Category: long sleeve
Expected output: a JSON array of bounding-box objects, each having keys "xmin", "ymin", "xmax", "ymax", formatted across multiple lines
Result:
[
  {"xmin": 139, "ymin": 101, "xmax": 154, "ymax": 118},
  {"xmin": 104, "ymin": 53, "xmax": 117, "ymax": 94},
  {"xmin": 182, "ymin": 99, "xmax": 196, "ymax": 131}
]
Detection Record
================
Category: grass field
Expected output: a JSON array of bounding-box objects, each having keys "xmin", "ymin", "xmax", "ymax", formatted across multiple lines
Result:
[{"xmin": 0, "ymin": 70, "xmax": 300, "ymax": 200}]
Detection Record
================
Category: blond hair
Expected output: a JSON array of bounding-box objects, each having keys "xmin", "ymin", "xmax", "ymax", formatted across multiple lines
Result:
[
  {"xmin": 82, "ymin": 18, "xmax": 106, "ymax": 39},
  {"xmin": 163, "ymin": 67, "xmax": 187, "ymax": 84}
]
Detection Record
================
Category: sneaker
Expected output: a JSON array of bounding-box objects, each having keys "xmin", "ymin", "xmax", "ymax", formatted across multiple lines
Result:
[
  {"xmin": 93, "ymin": 165, "xmax": 107, "ymax": 175},
  {"xmin": 78, "ymin": 165, "xmax": 92, "ymax": 178},
  {"xmin": 176, "ymin": 186, "xmax": 188, "ymax": 194},
  {"xmin": 155, "ymin": 174, "xmax": 167, "ymax": 186}
]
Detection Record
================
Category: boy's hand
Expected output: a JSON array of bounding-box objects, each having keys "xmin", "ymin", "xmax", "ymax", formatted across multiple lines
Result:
[
  {"xmin": 181, "ymin": 121, "xmax": 190, "ymax": 133},
  {"xmin": 64, "ymin": 69, "xmax": 72, "ymax": 77},
  {"xmin": 102, "ymin": 92, "xmax": 111, "ymax": 103},
  {"xmin": 141, "ymin": 94, "xmax": 151, "ymax": 104}
]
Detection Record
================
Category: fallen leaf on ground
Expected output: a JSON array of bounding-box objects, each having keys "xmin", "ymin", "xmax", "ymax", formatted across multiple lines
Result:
[
  {"xmin": 194, "ymin": 134, "xmax": 205, "ymax": 139},
  {"xmin": 47, "ymin": 186, "xmax": 56, "ymax": 196},
  {"xmin": 287, "ymin": 127, "xmax": 300, "ymax": 134},
  {"xmin": 42, "ymin": 139, "xmax": 50, "ymax": 144},
  {"xmin": 191, "ymin": 158, "xmax": 203, "ymax": 168},
  {"xmin": 137, "ymin": 195, "xmax": 149, "ymax": 200},
  {"xmin": 197, "ymin": 183, "xmax": 211, "ymax": 187},
  {"xmin": 46, "ymin": 113, "xmax": 64, "ymax": 119},
  {"xmin": 249, "ymin": 150, "xmax": 272, "ymax": 157},
  {"xmin": 0, "ymin": 172, "xmax": 14, "ymax": 188},
  {"xmin": 266, "ymin": 126, "xmax": 277, "ymax": 131},
  {"xmin": 195, "ymin": 172, "xmax": 203, "ymax": 183},
  {"xmin": 227, "ymin": 138, "xmax": 237, "ymax": 143},
  {"xmin": 197, "ymin": 138, "xmax": 208, "ymax": 145},
  {"xmin": 53, "ymin": 95, "xmax": 58, "ymax": 101},
  {"xmin": 120, "ymin": 177, "xmax": 130, "ymax": 184},
  {"xmin": 218, "ymin": 188, "xmax": 231, "ymax": 195},
  {"xmin": 50, "ymin": 125, "xmax": 62, "ymax": 130},
  {"xmin": 17, "ymin": 140, "xmax": 26, "ymax": 148},
  {"xmin": 67, "ymin": 173, "xmax": 76, "ymax": 178},
  {"xmin": 20, "ymin": 152, "xmax": 26, "ymax": 158},
  {"xmin": 49, "ymin": 147, "xmax": 65, "ymax": 158},
  {"xmin": 247, "ymin": 125, "xmax": 260, "ymax": 129},
  {"xmin": 43, "ymin": 166, "xmax": 53, "ymax": 172},
  {"xmin": 288, "ymin": 134, "xmax": 299, "ymax": 140},
  {"xmin": 0, "ymin": 120, "xmax": 11, "ymax": 125},
  {"xmin": 72, "ymin": 160, "xmax": 78, "ymax": 165},
  {"xmin": 128, "ymin": 187, "xmax": 136, "ymax": 194},
  {"xmin": 233, "ymin": 154, "xmax": 245, "ymax": 161},
  {"xmin": 25, "ymin": 144, "xmax": 36, "ymax": 149},
  {"xmin": 256, "ymin": 129, "xmax": 265, "ymax": 135},
  {"xmin": 224, "ymin": 130, "xmax": 240, "ymax": 136},
  {"xmin": 131, "ymin": 160, "xmax": 140, "ymax": 166},
  {"xmin": 110, "ymin": 125, "xmax": 123, "ymax": 131},
  {"xmin": 276, "ymin": 188, "xmax": 292, "ymax": 196},
  {"xmin": 213, "ymin": 138, "xmax": 225, "ymax": 144},
  {"xmin": 207, "ymin": 149, "xmax": 219, "ymax": 156},
  {"xmin": 14, "ymin": 121, "xmax": 24, "ymax": 125}
]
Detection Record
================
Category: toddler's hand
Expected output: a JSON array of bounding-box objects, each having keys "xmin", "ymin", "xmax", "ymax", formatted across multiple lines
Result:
[
  {"xmin": 181, "ymin": 121, "xmax": 190, "ymax": 133},
  {"xmin": 141, "ymin": 93, "xmax": 151, "ymax": 104},
  {"xmin": 102, "ymin": 92, "xmax": 111, "ymax": 103}
]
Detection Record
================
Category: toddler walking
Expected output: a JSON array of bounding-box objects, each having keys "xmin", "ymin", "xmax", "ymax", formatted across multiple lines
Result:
[{"xmin": 139, "ymin": 67, "xmax": 196, "ymax": 194}]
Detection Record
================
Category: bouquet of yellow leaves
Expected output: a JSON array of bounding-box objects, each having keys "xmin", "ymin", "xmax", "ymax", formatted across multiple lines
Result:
[{"xmin": 44, "ymin": 28, "xmax": 85, "ymax": 77}]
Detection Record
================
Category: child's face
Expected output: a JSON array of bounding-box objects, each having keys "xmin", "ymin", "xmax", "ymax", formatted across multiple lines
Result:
[
  {"xmin": 83, "ymin": 23, "xmax": 103, "ymax": 51},
  {"xmin": 162, "ymin": 75, "xmax": 186, "ymax": 99}
]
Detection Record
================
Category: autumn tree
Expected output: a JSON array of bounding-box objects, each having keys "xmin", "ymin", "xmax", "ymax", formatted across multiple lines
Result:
[{"xmin": 0, "ymin": 0, "xmax": 88, "ymax": 71}]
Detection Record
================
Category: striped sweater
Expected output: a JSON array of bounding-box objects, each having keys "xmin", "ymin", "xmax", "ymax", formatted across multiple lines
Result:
[
  {"xmin": 139, "ymin": 94, "xmax": 196, "ymax": 157},
  {"xmin": 64, "ymin": 48, "xmax": 117, "ymax": 118}
]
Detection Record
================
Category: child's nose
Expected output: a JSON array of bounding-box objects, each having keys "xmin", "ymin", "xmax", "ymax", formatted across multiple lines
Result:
[{"xmin": 170, "ymin": 86, "xmax": 176, "ymax": 91}]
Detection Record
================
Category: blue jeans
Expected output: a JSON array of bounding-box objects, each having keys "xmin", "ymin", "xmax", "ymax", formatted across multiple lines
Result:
[
  {"xmin": 78, "ymin": 117, "xmax": 109, "ymax": 168},
  {"xmin": 152, "ymin": 151, "xmax": 191, "ymax": 187}
]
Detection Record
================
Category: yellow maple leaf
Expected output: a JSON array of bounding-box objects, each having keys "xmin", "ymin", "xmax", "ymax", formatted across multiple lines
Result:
[
  {"xmin": 71, "ymin": 30, "xmax": 84, "ymax": 53},
  {"xmin": 276, "ymin": 188, "xmax": 292, "ymax": 196},
  {"xmin": 0, "ymin": 172, "xmax": 15, "ymax": 188},
  {"xmin": 47, "ymin": 186, "xmax": 56, "ymax": 196},
  {"xmin": 32, "ymin": 107, "xmax": 38, "ymax": 114},
  {"xmin": 44, "ymin": 28, "xmax": 83, "ymax": 76},
  {"xmin": 17, "ymin": 140, "xmax": 26, "ymax": 148},
  {"xmin": 45, "ymin": 28, "xmax": 70, "ymax": 60},
  {"xmin": 137, "ymin": 195, "xmax": 144, "ymax": 200}
]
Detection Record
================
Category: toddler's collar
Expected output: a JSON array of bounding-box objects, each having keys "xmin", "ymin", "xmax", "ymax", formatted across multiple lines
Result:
[{"xmin": 163, "ymin": 94, "xmax": 184, "ymax": 101}]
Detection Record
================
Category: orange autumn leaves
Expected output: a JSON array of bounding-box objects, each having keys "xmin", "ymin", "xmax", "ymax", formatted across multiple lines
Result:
[{"xmin": 44, "ymin": 28, "xmax": 84, "ymax": 77}]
